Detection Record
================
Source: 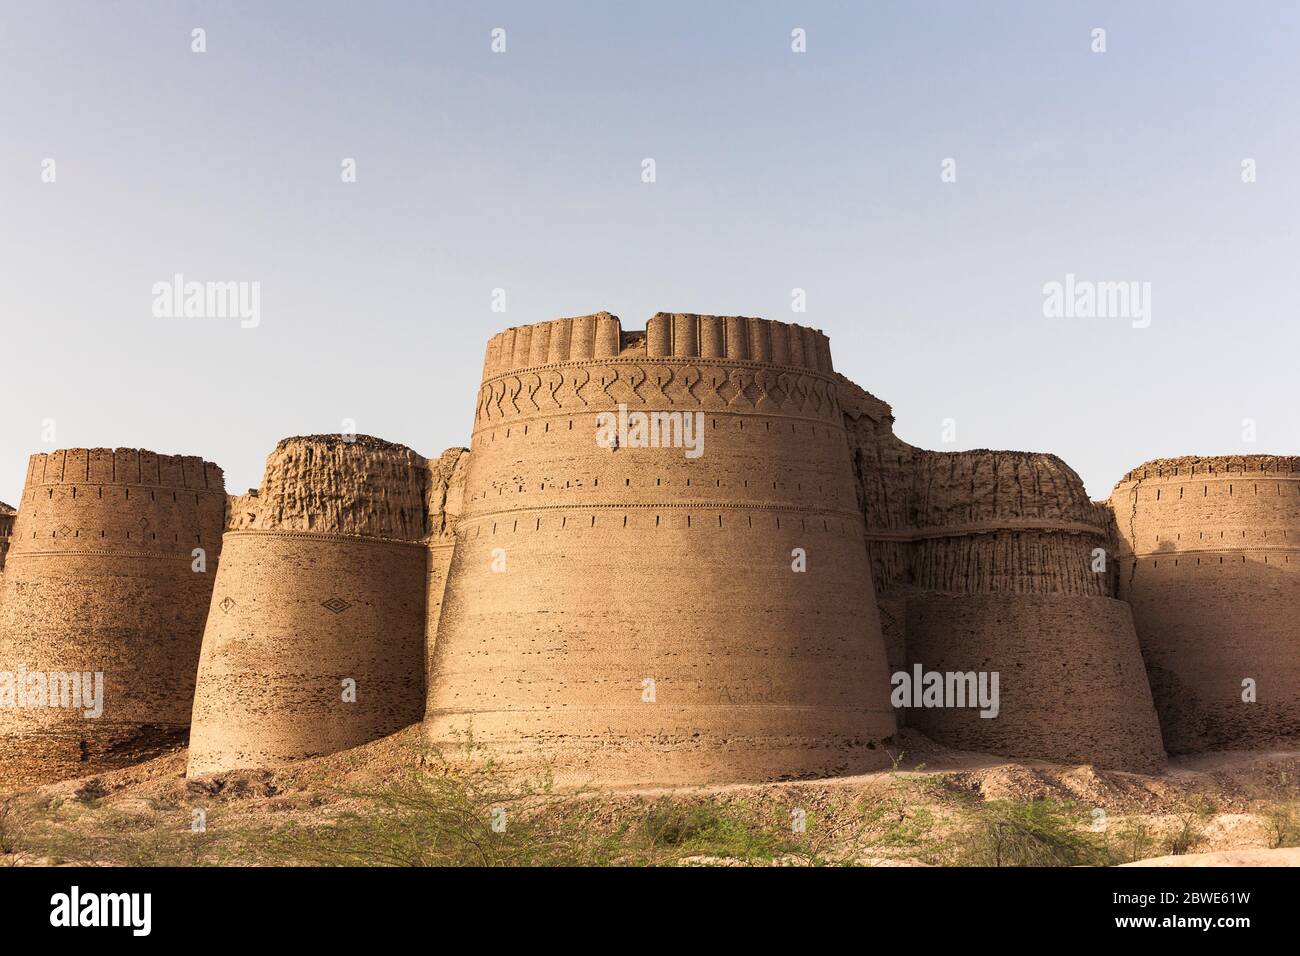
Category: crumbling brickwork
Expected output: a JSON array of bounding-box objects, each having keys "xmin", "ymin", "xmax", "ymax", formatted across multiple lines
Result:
[
  {"xmin": 839, "ymin": 380, "xmax": 1166, "ymax": 772},
  {"xmin": 0, "ymin": 501, "xmax": 15, "ymax": 573},
  {"xmin": 186, "ymin": 436, "xmax": 435, "ymax": 776}
]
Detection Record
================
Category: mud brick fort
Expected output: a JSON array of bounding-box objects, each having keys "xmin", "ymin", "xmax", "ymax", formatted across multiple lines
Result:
[{"xmin": 2, "ymin": 313, "xmax": 1297, "ymax": 788}]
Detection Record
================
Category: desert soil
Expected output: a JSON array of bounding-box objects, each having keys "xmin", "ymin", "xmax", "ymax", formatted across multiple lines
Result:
[{"xmin": 3, "ymin": 727, "xmax": 1297, "ymax": 867}]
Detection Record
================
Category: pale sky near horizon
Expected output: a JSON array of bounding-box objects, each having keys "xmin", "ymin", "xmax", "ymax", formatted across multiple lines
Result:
[{"xmin": 2, "ymin": 1, "xmax": 1297, "ymax": 504}]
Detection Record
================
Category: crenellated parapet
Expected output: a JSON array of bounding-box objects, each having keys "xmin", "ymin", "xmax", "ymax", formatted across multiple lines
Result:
[
  {"xmin": 1116, "ymin": 455, "xmax": 1300, "ymax": 484},
  {"xmin": 475, "ymin": 315, "xmax": 842, "ymax": 432},
  {"xmin": 641, "ymin": 313, "xmax": 833, "ymax": 371},
  {"xmin": 13, "ymin": 449, "xmax": 226, "ymax": 558},
  {"xmin": 483, "ymin": 312, "xmax": 833, "ymax": 379},
  {"xmin": 1109, "ymin": 455, "xmax": 1300, "ymax": 561},
  {"xmin": 24, "ymin": 447, "xmax": 222, "ymax": 490}
]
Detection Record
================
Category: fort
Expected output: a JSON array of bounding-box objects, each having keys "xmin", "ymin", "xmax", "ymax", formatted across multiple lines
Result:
[{"xmin": 0, "ymin": 312, "xmax": 1296, "ymax": 791}]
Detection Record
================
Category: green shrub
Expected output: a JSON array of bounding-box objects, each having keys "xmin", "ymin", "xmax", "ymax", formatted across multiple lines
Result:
[
  {"xmin": 1262, "ymin": 802, "xmax": 1300, "ymax": 849},
  {"xmin": 957, "ymin": 799, "xmax": 1112, "ymax": 867}
]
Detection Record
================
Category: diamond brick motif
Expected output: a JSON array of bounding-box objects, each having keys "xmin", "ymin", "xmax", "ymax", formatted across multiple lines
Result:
[
  {"xmin": 219, "ymin": 596, "xmax": 235, "ymax": 613},
  {"xmin": 321, "ymin": 597, "xmax": 352, "ymax": 614}
]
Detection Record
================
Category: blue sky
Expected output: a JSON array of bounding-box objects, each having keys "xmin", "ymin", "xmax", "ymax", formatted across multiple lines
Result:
[{"xmin": 1, "ymin": 1, "xmax": 1296, "ymax": 501}]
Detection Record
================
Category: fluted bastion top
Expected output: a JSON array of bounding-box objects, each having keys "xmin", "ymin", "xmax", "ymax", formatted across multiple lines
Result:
[
  {"xmin": 1113, "ymin": 455, "xmax": 1300, "ymax": 487},
  {"xmin": 23, "ymin": 448, "xmax": 223, "ymax": 490},
  {"xmin": 910, "ymin": 449, "xmax": 1103, "ymax": 529},
  {"xmin": 482, "ymin": 312, "xmax": 834, "ymax": 381}
]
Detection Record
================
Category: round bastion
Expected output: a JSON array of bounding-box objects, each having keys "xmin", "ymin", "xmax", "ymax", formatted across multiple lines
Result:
[
  {"xmin": 839, "ymin": 377, "xmax": 1166, "ymax": 772},
  {"xmin": 426, "ymin": 312, "xmax": 898, "ymax": 787},
  {"xmin": 0, "ymin": 449, "xmax": 226, "ymax": 787},
  {"xmin": 186, "ymin": 435, "xmax": 431, "ymax": 776},
  {"xmin": 1109, "ymin": 456, "xmax": 1300, "ymax": 753}
]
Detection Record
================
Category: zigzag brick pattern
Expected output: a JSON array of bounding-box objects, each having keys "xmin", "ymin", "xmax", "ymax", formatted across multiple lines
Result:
[{"xmin": 426, "ymin": 313, "xmax": 897, "ymax": 787}]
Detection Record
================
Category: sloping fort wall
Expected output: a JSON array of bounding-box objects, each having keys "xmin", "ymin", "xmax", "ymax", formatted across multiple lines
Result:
[
  {"xmin": 186, "ymin": 435, "xmax": 430, "ymax": 776},
  {"xmin": 838, "ymin": 380, "xmax": 1166, "ymax": 772},
  {"xmin": 426, "ymin": 313, "xmax": 898, "ymax": 786}
]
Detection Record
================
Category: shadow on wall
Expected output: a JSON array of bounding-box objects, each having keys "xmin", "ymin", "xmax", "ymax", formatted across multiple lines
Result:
[{"xmin": 1123, "ymin": 555, "xmax": 1300, "ymax": 753}]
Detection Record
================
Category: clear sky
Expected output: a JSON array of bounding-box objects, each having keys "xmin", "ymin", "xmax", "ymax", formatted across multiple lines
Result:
[{"xmin": 2, "ymin": 1, "xmax": 1296, "ymax": 503}]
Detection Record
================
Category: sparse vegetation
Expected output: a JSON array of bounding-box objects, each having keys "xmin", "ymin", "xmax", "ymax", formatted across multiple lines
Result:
[
  {"xmin": 956, "ymin": 799, "xmax": 1113, "ymax": 867},
  {"xmin": 639, "ymin": 800, "xmax": 802, "ymax": 863},
  {"xmin": 252, "ymin": 755, "xmax": 833, "ymax": 866},
  {"xmin": 1160, "ymin": 799, "xmax": 1214, "ymax": 856},
  {"xmin": 255, "ymin": 757, "xmax": 623, "ymax": 866},
  {"xmin": 5, "ymin": 741, "xmax": 1299, "ymax": 868},
  {"xmin": 73, "ymin": 777, "xmax": 110, "ymax": 803},
  {"xmin": 0, "ymin": 800, "xmax": 26, "ymax": 859},
  {"xmin": 1103, "ymin": 818, "xmax": 1159, "ymax": 864},
  {"xmin": 1262, "ymin": 802, "xmax": 1300, "ymax": 849}
]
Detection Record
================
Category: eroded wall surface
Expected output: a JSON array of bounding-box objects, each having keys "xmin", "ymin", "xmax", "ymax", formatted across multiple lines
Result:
[
  {"xmin": 186, "ymin": 435, "xmax": 430, "ymax": 776},
  {"xmin": 427, "ymin": 313, "xmax": 898, "ymax": 786},
  {"xmin": 1109, "ymin": 456, "xmax": 1300, "ymax": 753},
  {"xmin": 839, "ymin": 380, "xmax": 1166, "ymax": 772},
  {"xmin": 0, "ymin": 449, "xmax": 226, "ymax": 787},
  {"xmin": 0, "ymin": 502, "xmax": 15, "ymax": 573},
  {"xmin": 424, "ymin": 447, "xmax": 469, "ymax": 691}
]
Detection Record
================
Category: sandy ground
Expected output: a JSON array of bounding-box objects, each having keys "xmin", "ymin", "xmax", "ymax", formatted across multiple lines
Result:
[
  {"xmin": 1122, "ymin": 847, "xmax": 1300, "ymax": 866},
  {"xmin": 3, "ymin": 727, "xmax": 1298, "ymax": 866}
]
